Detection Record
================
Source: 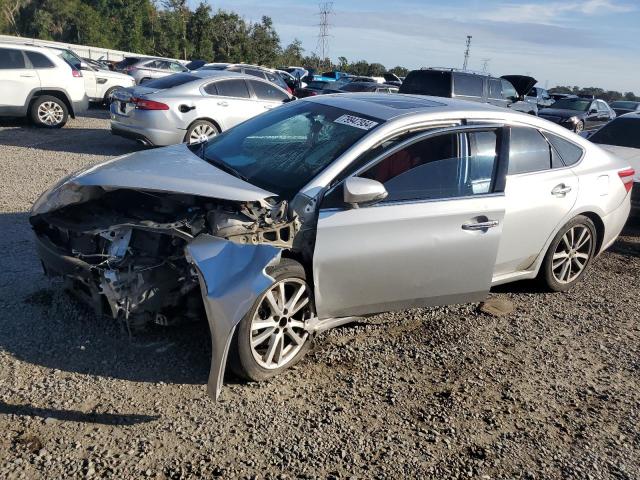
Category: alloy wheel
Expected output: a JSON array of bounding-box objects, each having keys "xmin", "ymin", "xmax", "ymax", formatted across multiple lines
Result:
[
  {"xmin": 188, "ymin": 124, "xmax": 217, "ymax": 144},
  {"xmin": 250, "ymin": 278, "xmax": 312, "ymax": 370},
  {"xmin": 37, "ymin": 101, "xmax": 64, "ymax": 126},
  {"xmin": 574, "ymin": 121, "xmax": 584, "ymax": 133},
  {"xmin": 551, "ymin": 224, "xmax": 592, "ymax": 284}
]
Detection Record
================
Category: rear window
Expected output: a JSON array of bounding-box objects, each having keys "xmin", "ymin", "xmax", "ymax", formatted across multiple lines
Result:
[
  {"xmin": 508, "ymin": 127, "xmax": 552, "ymax": 175},
  {"xmin": 341, "ymin": 83, "xmax": 370, "ymax": 92},
  {"xmin": 115, "ymin": 57, "xmax": 140, "ymax": 69},
  {"xmin": 453, "ymin": 74, "xmax": 484, "ymax": 97},
  {"xmin": 0, "ymin": 48, "xmax": 25, "ymax": 69},
  {"xmin": 589, "ymin": 118, "xmax": 640, "ymax": 149},
  {"xmin": 141, "ymin": 73, "xmax": 197, "ymax": 89},
  {"xmin": 399, "ymin": 70, "xmax": 451, "ymax": 97},
  {"xmin": 26, "ymin": 51, "xmax": 54, "ymax": 68},
  {"xmin": 610, "ymin": 101, "xmax": 639, "ymax": 110}
]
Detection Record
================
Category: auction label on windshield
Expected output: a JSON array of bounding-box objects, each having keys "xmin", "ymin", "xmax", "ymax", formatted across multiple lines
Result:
[{"xmin": 334, "ymin": 114, "xmax": 379, "ymax": 130}]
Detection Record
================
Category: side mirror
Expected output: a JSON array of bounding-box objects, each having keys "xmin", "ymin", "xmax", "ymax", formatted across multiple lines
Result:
[
  {"xmin": 588, "ymin": 108, "xmax": 597, "ymax": 115},
  {"xmin": 79, "ymin": 61, "xmax": 90, "ymax": 70},
  {"xmin": 282, "ymin": 96, "xmax": 297, "ymax": 103},
  {"xmin": 343, "ymin": 177, "xmax": 388, "ymax": 207}
]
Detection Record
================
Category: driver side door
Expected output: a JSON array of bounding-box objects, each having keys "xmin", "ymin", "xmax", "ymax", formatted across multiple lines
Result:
[{"xmin": 312, "ymin": 125, "xmax": 508, "ymax": 319}]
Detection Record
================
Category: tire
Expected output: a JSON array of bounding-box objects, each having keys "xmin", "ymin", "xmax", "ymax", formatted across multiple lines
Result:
[
  {"xmin": 139, "ymin": 77, "xmax": 151, "ymax": 84},
  {"xmin": 103, "ymin": 87, "xmax": 120, "ymax": 106},
  {"xmin": 228, "ymin": 258, "xmax": 314, "ymax": 382},
  {"xmin": 30, "ymin": 95, "xmax": 69, "ymax": 128},
  {"xmin": 184, "ymin": 120, "xmax": 219, "ymax": 145},
  {"xmin": 574, "ymin": 120, "xmax": 584, "ymax": 134},
  {"xmin": 539, "ymin": 215, "xmax": 597, "ymax": 292}
]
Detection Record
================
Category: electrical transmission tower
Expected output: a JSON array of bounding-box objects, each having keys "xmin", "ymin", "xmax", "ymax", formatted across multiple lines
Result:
[
  {"xmin": 315, "ymin": 2, "xmax": 333, "ymax": 69},
  {"xmin": 462, "ymin": 35, "xmax": 472, "ymax": 71}
]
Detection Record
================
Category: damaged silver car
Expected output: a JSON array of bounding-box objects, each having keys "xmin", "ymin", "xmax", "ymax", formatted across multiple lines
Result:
[{"xmin": 31, "ymin": 94, "xmax": 633, "ymax": 399}]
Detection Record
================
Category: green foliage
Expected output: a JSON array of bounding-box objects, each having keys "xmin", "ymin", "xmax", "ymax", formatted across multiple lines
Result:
[{"xmin": 550, "ymin": 85, "xmax": 639, "ymax": 102}]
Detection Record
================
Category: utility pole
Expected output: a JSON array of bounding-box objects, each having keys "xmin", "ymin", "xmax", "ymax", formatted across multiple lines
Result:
[
  {"xmin": 462, "ymin": 35, "xmax": 472, "ymax": 71},
  {"xmin": 316, "ymin": 2, "xmax": 333, "ymax": 69}
]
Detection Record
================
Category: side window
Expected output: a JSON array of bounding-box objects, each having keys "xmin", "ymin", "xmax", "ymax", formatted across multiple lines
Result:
[
  {"xmin": 203, "ymin": 82, "xmax": 218, "ymax": 95},
  {"xmin": 246, "ymin": 68, "xmax": 266, "ymax": 79},
  {"xmin": 544, "ymin": 132, "xmax": 584, "ymax": 166},
  {"xmin": 453, "ymin": 74, "xmax": 483, "ymax": 97},
  {"xmin": 249, "ymin": 80, "xmax": 288, "ymax": 101},
  {"xmin": 144, "ymin": 60, "xmax": 159, "ymax": 68},
  {"xmin": 25, "ymin": 51, "xmax": 54, "ymax": 68},
  {"xmin": 488, "ymin": 79, "xmax": 502, "ymax": 99},
  {"xmin": 0, "ymin": 48, "xmax": 26, "ymax": 69},
  {"xmin": 508, "ymin": 127, "xmax": 551, "ymax": 175},
  {"xmin": 216, "ymin": 79, "xmax": 250, "ymax": 98},
  {"xmin": 501, "ymin": 80, "xmax": 518, "ymax": 101},
  {"xmin": 228, "ymin": 66, "xmax": 242, "ymax": 73},
  {"xmin": 358, "ymin": 131, "xmax": 498, "ymax": 202},
  {"xmin": 169, "ymin": 62, "xmax": 185, "ymax": 72}
]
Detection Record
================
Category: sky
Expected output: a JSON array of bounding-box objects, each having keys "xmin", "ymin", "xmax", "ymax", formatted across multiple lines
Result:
[{"xmin": 196, "ymin": 0, "xmax": 639, "ymax": 92}]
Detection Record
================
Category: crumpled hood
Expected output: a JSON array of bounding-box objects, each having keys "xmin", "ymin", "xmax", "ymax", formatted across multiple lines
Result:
[
  {"xmin": 539, "ymin": 108, "xmax": 585, "ymax": 119},
  {"xmin": 31, "ymin": 143, "xmax": 275, "ymax": 215}
]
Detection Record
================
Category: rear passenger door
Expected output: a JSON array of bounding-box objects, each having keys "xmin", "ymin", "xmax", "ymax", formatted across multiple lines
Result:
[
  {"xmin": 211, "ymin": 79, "xmax": 256, "ymax": 127},
  {"xmin": 247, "ymin": 79, "xmax": 289, "ymax": 112},
  {"xmin": 493, "ymin": 127, "xmax": 580, "ymax": 278},
  {"xmin": 0, "ymin": 47, "xmax": 40, "ymax": 111}
]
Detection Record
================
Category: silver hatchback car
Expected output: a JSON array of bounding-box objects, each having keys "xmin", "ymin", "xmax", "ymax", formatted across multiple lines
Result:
[
  {"xmin": 110, "ymin": 71, "xmax": 293, "ymax": 146},
  {"xmin": 32, "ymin": 94, "xmax": 633, "ymax": 400}
]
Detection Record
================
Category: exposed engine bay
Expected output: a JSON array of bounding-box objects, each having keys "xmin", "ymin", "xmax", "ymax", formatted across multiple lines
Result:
[{"xmin": 30, "ymin": 189, "xmax": 302, "ymax": 330}]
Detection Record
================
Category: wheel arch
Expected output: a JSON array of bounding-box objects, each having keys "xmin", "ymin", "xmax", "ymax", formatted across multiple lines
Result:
[
  {"xmin": 186, "ymin": 117, "xmax": 223, "ymax": 134},
  {"xmin": 30, "ymin": 89, "xmax": 75, "ymax": 118},
  {"xmin": 579, "ymin": 210, "xmax": 605, "ymax": 255}
]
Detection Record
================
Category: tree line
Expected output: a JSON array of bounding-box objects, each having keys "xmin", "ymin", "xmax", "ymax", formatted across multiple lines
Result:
[{"xmin": 0, "ymin": 0, "xmax": 636, "ymax": 100}]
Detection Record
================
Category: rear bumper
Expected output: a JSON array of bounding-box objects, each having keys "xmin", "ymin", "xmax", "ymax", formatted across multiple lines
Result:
[
  {"xmin": 600, "ymin": 195, "xmax": 632, "ymax": 253},
  {"xmin": 109, "ymin": 105, "xmax": 184, "ymax": 146},
  {"xmin": 71, "ymin": 96, "xmax": 90, "ymax": 117},
  {"xmin": 631, "ymin": 183, "xmax": 640, "ymax": 217}
]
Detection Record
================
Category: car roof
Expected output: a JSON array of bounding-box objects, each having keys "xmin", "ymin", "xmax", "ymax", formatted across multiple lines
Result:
[
  {"xmin": 0, "ymin": 42, "xmax": 60, "ymax": 55},
  {"xmin": 188, "ymin": 70, "xmax": 269, "ymax": 81},
  {"xmin": 306, "ymin": 93, "xmax": 508, "ymax": 120},
  {"xmin": 619, "ymin": 111, "xmax": 640, "ymax": 118}
]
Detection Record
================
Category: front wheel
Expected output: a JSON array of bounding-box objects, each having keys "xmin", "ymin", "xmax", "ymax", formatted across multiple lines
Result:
[
  {"xmin": 539, "ymin": 215, "xmax": 597, "ymax": 292},
  {"xmin": 229, "ymin": 259, "xmax": 314, "ymax": 382},
  {"xmin": 574, "ymin": 120, "xmax": 584, "ymax": 133}
]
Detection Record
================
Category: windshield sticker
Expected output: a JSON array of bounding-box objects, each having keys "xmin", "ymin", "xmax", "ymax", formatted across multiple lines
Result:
[{"xmin": 334, "ymin": 114, "xmax": 378, "ymax": 130}]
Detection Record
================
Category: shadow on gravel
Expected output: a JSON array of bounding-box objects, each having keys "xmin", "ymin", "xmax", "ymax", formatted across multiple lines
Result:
[
  {"xmin": 0, "ymin": 211, "xmax": 210, "ymax": 387},
  {"xmin": 0, "ymin": 401, "xmax": 159, "ymax": 425}
]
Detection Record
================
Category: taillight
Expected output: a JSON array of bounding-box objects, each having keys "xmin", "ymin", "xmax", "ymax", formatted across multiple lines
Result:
[
  {"xmin": 308, "ymin": 91, "xmax": 318, "ymax": 96},
  {"xmin": 72, "ymin": 69, "xmax": 82, "ymax": 78},
  {"xmin": 132, "ymin": 97, "xmax": 169, "ymax": 111},
  {"xmin": 618, "ymin": 168, "xmax": 635, "ymax": 193}
]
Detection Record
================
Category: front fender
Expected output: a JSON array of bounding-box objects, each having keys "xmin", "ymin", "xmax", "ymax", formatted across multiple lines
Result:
[{"xmin": 186, "ymin": 235, "xmax": 281, "ymax": 400}]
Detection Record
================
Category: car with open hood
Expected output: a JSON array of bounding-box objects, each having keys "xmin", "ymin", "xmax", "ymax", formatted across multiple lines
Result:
[
  {"xmin": 399, "ymin": 69, "xmax": 538, "ymax": 115},
  {"xmin": 31, "ymin": 94, "xmax": 633, "ymax": 400},
  {"xmin": 539, "ymin": 97, "xmax": 616, "ymax": 133}
]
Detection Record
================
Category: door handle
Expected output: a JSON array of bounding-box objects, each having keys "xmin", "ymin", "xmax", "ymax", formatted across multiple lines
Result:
[
  {"xmin": 20, "ymin": 74, "xmax": 35, "ymax": 78},
  {"xmin": 551, "ymin": 184, "xmax": 572, "ymax": 196},
  {"xmin": 264, "ymin": 105, "xmax": 274, "ymax": 109},
  {"xmin": 462, "ymin": 220, "xmax": 499, "ymax": 231},
  {"xmin": 217, "ymin": 101, "xmax": 228, "ymax": 107}
]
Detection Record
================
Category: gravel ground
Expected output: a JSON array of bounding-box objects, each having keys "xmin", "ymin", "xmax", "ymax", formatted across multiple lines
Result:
[{"xmin": 0, "ymin": 110, "xmax": 639, "ymax": 480}]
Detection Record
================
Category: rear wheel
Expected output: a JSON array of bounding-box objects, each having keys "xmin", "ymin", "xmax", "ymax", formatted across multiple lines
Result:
[
  {"xmin": 229, "ymin": 259, "xmax": 314, "ymax": 382},
  {"xmin": 103, "ymin": 87, "xmax": 120, "ymax": 106},
  {"xmin": 30, "ymin": 96, "xmax": 68, "ymax": 128},
  {"xmin": 539, "ymin": 215, "xmax": 596, "ymax": 292},
  {"xmin": 184, "ymin": 120, "xmax": 219, "ymax": 144}
]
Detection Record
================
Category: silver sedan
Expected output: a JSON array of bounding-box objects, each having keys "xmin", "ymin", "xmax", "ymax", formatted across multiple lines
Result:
[
  {"xmin": 31, "ymin": 94, "xmax": 633, "ymax": 399},
  {"xmin": 110, "ymin": 70, "xmax": 293, "ymax": 146}
]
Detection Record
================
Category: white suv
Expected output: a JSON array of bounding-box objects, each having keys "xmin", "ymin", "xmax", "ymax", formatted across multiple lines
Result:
[{"xmin": 0, "ymin": 43, "xmax": 88, "ymax": 128}]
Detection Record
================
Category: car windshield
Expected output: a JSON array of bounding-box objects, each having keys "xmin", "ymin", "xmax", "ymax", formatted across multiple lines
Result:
[
  {"xmin": 610, "ymin": 101, "xmax": 638, "ymax": 109},
  {"xmin": 141, "ymin": 73, "xmax": 198, "ymax": 89},
  {"xmin": 201, "ymin": 101, "xmax": 384, "ymax": 199},
  {"xmin": 589, "ymin": 118, "xmax": 640, "ymax": 149},
  {"xmin": 550, "ymin": 98, "xmax": 592, "ymax": 111}
]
